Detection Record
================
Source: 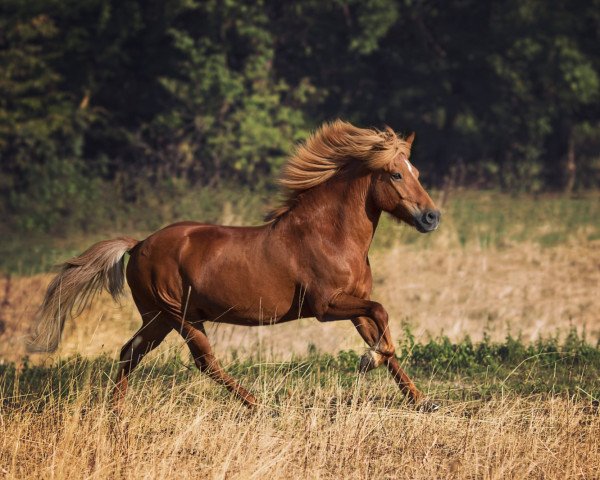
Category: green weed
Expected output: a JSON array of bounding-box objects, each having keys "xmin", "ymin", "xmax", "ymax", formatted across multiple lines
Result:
[{"xmin": 2, "ymin": 330, "xmax": 598, "ymax": 410}]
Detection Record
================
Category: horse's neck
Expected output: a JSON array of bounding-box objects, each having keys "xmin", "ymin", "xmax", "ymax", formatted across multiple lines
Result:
[{"xmin": 284, "ymin": 172, "xmax": 381, "ymax": 255}]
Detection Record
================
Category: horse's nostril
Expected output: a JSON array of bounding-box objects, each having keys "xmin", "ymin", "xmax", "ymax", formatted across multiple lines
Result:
[
  {"xmin": 417, "ymin": 210, "xmax": 440, "ymax": 232},
  {"xmin": 420, "ymin": 210, "xmax": 440, "ymax": 228},
  {"xmin": 423, "ymin": 211, "xmax": 437, "ymax": 225}
]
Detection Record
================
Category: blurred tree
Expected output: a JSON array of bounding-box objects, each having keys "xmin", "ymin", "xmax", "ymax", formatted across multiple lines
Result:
[
  {"xmin": 0, "ymin": 11, "xmax": 94, "ymax": 230},
  {"xmin": 152, "ymin": 0, "xmax": 309, "ymax": 185},
  {"xmin": 1, "ymin": 0, "xmax": 599, "ymax": 233},
  {"xmin": 489, "ymin": 0, "xmax": 600, "ymax": 191}
]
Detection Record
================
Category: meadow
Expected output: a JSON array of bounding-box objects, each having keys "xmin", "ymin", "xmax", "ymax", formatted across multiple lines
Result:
[{"xmin": 0, "ymin": 190, "xmax": 599, "ymax": 479}]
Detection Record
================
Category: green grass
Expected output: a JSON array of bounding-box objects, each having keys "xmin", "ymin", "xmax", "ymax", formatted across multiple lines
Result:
[
  {"xmin": 1, "ymin": 189, "xmax": 599, "ymax": 274},
  {"xmin": 2, "ymin": 330, "xmax": 598, "ymax": 411},
  {"xmin": 0, "ymin": 184, "xmax": 267, "ymax": 275},
  {"xmin": 373, "ymin": 190, "xmax": 600, "ymax": 250}
]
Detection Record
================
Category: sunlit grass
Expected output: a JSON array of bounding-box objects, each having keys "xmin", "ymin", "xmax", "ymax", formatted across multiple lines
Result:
[
  {"xmin": 1, "ymin": 334, "xmax": 599, "ymax": 479},
  {"xmin": 373, "ymin": 190, "xmax": 600, "ymax": 250}
]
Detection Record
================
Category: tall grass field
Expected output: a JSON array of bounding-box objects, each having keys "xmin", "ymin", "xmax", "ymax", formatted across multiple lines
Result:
[{"xmin": 0, "ymin": 191, "xmax": 599, "ymax": 478}]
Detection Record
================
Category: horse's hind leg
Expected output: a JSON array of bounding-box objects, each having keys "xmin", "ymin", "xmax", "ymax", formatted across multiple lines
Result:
[
  {"xmin": 113, "ymin": 316, "xmax": 172, "ymax": 409},
  {"xmin": 178, "ymin": 322, "xmax": 258, "ymax": 407}
]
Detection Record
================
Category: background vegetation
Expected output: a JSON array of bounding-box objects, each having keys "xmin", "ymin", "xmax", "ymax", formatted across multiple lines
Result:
[
  {"xmin": 0, "ymin": 190, "xmax": 598, "ymax": 275},
  {"xmin": 1, "ymin": 0, "xmax": 599, "ymax": 235}
]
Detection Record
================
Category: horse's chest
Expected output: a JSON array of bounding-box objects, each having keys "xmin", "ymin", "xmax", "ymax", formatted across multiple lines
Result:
[{"xmin": 310, "ymin": 252, "xmax": 372, "ymax": 293}]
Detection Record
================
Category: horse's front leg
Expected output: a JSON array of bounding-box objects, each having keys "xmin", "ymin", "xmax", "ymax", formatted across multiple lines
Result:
[
  {"xmin": 350, "ymin": 315, "xmax": 394, "ymax": 372},
  {"xmin": 321, "ymin": 293, "xmax": 424, "ymax": 405}
]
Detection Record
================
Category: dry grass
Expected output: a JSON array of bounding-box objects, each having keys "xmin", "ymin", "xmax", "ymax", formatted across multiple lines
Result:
[
  {"xmin": 1, "ymin": 192, "xmax": 599, "ymax": 478},
  {"xmin": 1, "ymin": 241, "xmax": 598, "ymax": 363},
  {"xmin": 1, "ymin": 370, "xmax": 599, "ymax": 479}
]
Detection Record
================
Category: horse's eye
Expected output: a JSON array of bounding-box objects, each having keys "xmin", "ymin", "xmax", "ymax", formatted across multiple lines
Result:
[{"xmin": 391, "ymin": 172, "xmax": 403, "ymax": 181}]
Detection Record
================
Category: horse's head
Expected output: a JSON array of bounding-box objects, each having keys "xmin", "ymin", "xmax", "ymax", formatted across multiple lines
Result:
[{"xmin": 371, "ymin": 133, "xmax": 440, "ymax": 233}]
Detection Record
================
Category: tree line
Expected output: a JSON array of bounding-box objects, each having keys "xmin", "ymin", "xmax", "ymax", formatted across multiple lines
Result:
[{"xmin": 1, "ymin": 0, "xmax": 599, "ymax": 231}]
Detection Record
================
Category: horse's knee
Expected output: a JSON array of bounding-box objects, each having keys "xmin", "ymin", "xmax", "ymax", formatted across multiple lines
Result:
[
  {"xmin": 368, "ymin": 303, "xmax": 395, "ymax": 356},
  {"xmin": 369, "ymin": 302, "xmax": 388, "ymax": 326}
]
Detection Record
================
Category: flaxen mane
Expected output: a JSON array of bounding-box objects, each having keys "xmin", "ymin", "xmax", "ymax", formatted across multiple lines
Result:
[{"xmin": 265, "ymin": 120, "xmax": 411, "ymax": 221}]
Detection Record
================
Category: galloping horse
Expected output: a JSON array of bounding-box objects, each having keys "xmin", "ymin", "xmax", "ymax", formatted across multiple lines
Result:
[{"xmin": 31, "ymin": 120, "xmax": 441, "ymax": 410}]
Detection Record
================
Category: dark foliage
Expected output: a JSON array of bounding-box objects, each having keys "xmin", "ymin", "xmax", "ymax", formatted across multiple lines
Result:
[{"xmin": 1, "ymin": 0, "xmax": 599, "ymax": 232}]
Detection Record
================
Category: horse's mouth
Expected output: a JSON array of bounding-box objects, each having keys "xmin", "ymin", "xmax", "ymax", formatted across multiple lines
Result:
[{"xmin": 415, "ymin": 222, "xmax": 433, "ymax": 233}]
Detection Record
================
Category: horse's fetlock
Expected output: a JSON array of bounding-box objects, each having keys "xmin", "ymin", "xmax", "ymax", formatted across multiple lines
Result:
[{"xmin": 359, "ymin": 349, "xmax": 385, "ymax": 373}]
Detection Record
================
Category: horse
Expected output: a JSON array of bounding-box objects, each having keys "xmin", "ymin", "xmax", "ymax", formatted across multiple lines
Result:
[{"xmin": 30, "ymin": 120, "xmax": 441, "ymax": 411}]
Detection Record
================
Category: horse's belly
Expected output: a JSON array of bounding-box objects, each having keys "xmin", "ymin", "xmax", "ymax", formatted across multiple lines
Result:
[
  {"xmin": 195, "ymin": 279, "xmax": 298, "ymax": 325},
  {"xmin": 189, "ymin": 254, "xmax": 298, "ymax": 325}
]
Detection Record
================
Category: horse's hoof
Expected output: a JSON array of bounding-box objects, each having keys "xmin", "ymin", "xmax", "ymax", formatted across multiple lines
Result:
[
  {"xmin": 416, "ymin": 399, "xmax": 440, "ymax": 413},
  {"xmin": 359, "ymin": 350, "xmax": 384, "ymax": 373}
]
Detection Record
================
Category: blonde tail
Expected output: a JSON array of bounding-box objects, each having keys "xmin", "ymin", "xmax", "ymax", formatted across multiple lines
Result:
[{"xmin": 29, "ymin": 237, "xmax": 139, "ymax": 352}]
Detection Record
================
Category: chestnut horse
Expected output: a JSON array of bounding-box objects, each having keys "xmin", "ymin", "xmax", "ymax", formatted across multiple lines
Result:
[{"xmin": 31, "ymin": 120, "xmax": 440, "ymax": 410}]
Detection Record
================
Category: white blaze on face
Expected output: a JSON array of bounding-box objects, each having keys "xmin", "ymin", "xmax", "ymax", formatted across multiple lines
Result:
[{"xmin": 404, "ymin": 159, "xmax": 415, "ymax": 176}]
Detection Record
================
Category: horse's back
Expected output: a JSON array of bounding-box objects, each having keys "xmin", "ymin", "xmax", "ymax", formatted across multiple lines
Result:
[
  {"xmin": 126, "ymin": 221, "xmax": 298, "ymax": 324},
  {"xmin": 128, "ymin": 221, "xmax": 266, "ymax": 281}
]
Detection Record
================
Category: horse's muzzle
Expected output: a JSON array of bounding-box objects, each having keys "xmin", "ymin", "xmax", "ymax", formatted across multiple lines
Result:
[{"xmin": 415, "ymin": 209, "xmax": 440, "ymax": 233}]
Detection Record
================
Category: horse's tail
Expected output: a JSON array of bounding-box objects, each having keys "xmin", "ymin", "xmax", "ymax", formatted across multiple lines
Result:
[{"xmin": 28, "ymin": 237, "xmax": 140, "ymax": 353}]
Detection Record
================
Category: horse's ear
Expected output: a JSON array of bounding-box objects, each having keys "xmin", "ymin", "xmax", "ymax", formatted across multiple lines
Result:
[{"xmin": 406, "ymin": 132, "xmax": 416, "ymax": 146}]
